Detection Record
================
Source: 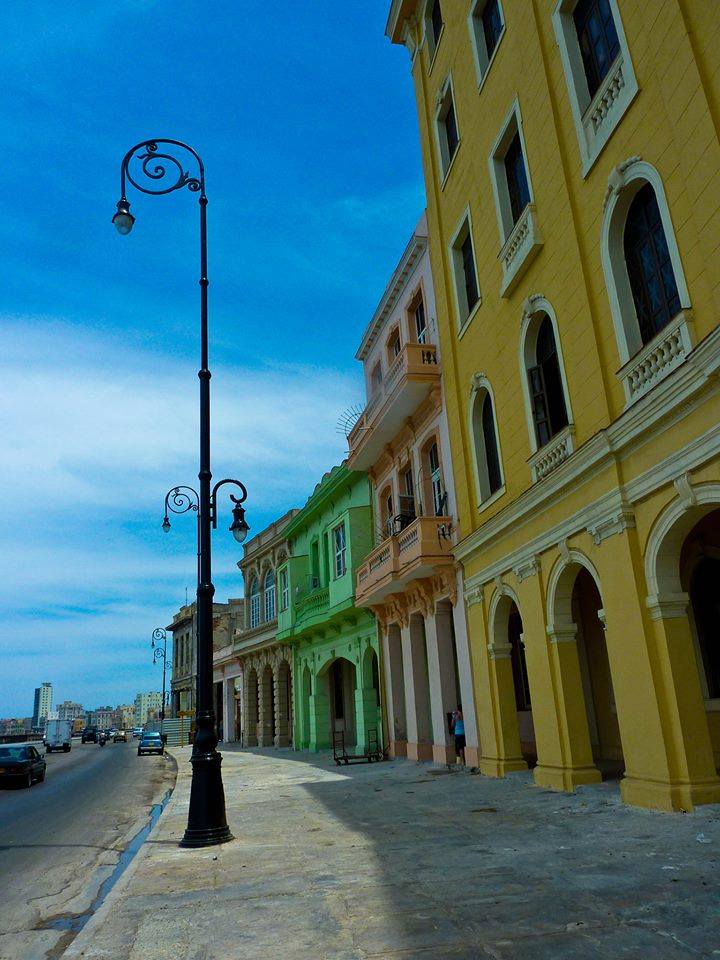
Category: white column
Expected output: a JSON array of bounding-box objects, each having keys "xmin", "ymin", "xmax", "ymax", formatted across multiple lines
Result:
[{"xmin": 452, "ymin": 573, "xmax": 479, "ymax": 754}]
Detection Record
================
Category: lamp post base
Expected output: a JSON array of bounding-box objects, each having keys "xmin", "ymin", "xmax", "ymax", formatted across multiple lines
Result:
[{"xmin": 179, "ymin": 750, "xmax": 234, "ymax": 848}]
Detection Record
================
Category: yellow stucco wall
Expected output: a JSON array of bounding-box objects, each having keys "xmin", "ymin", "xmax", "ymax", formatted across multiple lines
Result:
[{"xmin": 390, "ymin": 0, "xmax": 720, "ymax": 809}]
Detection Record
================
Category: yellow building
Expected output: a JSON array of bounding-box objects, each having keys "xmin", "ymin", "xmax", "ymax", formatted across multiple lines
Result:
[{"xmin": 387, "ymin": 0, "xmax": 720, "ymax": 810}]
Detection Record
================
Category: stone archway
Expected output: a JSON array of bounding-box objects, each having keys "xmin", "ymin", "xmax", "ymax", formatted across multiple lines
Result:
[
  {"xmin": 260, "ymin": 664, "xmax": 275, "ymax": 746},
  {"xmin": 322, "ymin": 657, "xmax": 357, "ymax": 748},
  {"xmin": 646, "ymin": 491, "xmax": 720, "ymax": 780},
  {"xmin": 275, "ymin": 659, "xmax": 292, "ymax": 747},
  {"xmin": 384, "ymin": 622, "xmax": 407, "ymax": 756},
  {"xmin": 244, "ymin": 668, "xmax": 259, "ymax": 747},
  {"xmin": 490, "ymin": 590, "xmax": 534, "ymax": 762}
]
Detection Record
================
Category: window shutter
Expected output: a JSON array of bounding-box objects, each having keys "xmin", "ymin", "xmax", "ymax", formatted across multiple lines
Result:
[{"xmin": 528, "ymin": 364, "xmax": 551, "ymax": 448}]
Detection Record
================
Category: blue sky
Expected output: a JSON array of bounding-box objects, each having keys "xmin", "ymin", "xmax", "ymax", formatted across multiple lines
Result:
[{"xmin": 0, "ymin": 2, "xmax": 424, "ymax": 716}]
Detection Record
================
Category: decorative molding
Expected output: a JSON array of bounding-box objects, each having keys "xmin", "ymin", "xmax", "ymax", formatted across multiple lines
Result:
[
  {"xmin": 513, "ymin": 555, "xmax": 539, "ymax": 582},
  {"xmin": 646, "ymin": 592, "xmax": 690, "ymax": 621},
  {"xmin": 499, "ymin": 203, "xmax": 543, "ymax": 298},
  {"xmin": 603, "ymin": 155, "xmax": 642, "ymax": 210},
  {"xmin": 521, "ymin": 293, "xmax": 546, "ymax": 320},
  {"xmin": 547, "ymin": 623, "xmax": 578, "ymax": 644},
  {"xmin": 586, "ymin": 505, "xmax": 635, "ymax": 545},
  {"xmin": 487, "ymin": 640, "xmax": 512, "ymax": 660},
  {"xmin": 464, "ymin": 586, "xmax": 484, "ymax": 607},
  {"xmin": 597, "ymin": 608, "xmax": 607, "ymax": 630},
  {"xmin": 673, "ymin": 471, "xmax": 697, "ymax": 508},
  {"xmin": 558, "ymin": 539, "xmax": 570, "ymax": 563}
]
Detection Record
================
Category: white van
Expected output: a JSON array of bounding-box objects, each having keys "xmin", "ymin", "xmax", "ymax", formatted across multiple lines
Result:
[{"xmin": 45, "ymin": 719, "xmax": 73, "ymax": 753}]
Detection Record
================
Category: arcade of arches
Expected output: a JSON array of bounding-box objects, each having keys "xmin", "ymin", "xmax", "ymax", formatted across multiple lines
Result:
[
  {"xmin": 294, "ymin": 627, "xmax": 382, "ymax": 755},
  {"xmin": 462, "ymin": 485, "xmax": 720, "ymax": 812},
  {"xmin": 372, "ymin": 571, "xmax": 478, "ymax": 766},
  {"xmin": 234, "ymin": 645, "xmax": 293, "ymax": 748}
]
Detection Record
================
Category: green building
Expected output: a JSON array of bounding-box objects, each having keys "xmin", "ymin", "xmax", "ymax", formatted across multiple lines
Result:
[{"xmin": 277, "ymin": 462, "xmax": 382, "ymax": 754}]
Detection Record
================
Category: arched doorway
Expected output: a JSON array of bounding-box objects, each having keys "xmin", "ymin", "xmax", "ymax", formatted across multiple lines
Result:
[
  {"xmin": 408, "ymin": 613, "xmax": 433, "ymax": 760},
  {"xmin": 261, "ymin": 664, "xmax": 275, "ymax": 746},
  {"xmin": 325, "ymin": 657, "xmax": 357, "ymax": 747},
  {"xmin": 572, "ymin": 568, "xmax": 623, "ymax": 777},
  {"xmin": 507, "ymin": 601, "xmax": 535, "ymax": 761},
  {"xmin": 300, "ymin": 664, "xmax": 312, "ymax": 750},
  {"xmin": 681, "ymin": 508, "xmax": 720, "ymax": 767},
  {"xmin": 245, "ymin": 668, "xmax": 259, "ymax": 747},
  {"xmin": 385, "ymin": 623, "xmax": 407, "ymax": 754},
  {"xmin": 276, "ymin": 659, "xmax": 292, "ymax": 747}
]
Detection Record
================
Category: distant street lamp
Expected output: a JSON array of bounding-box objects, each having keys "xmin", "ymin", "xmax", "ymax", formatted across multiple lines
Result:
[
  {"xmin": 113, "ymin": 139, "xmax": 250, "ymax": 848},
  {"xmin": 151, "ymin": 627, "xmax": 170, "ymax": 738}
]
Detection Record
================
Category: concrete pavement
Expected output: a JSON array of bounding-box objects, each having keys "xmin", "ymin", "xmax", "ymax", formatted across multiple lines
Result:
[
  {"xmin": 62, "ymin": 745, "xmax": 720, "ymax": 959},
  {"xmin": 0, "ymin": 740, "xmax": 175, "ymax": 960}
]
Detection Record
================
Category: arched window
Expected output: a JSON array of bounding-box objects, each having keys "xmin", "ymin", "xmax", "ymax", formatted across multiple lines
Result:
[
  {"xmin": 623, "ymin": 183, "xmax": 681, "ymax": 347},
  {"xmin": 264, "ymin": 569, "xmax": 276, "ymax": 622},
  {"xmin": 527, "ymin": 314, "xmax": 568, "ymax": 448},
  {"xmin": 425, "ymin": 440, "xmax": 447, "ymax": 516},
  {"xmin": 250, "ymin": 578, "xmax": 261, "ymax": 629},
  {"xmin": 471, "ymin": 383, "xmax": 503, "ymax": 503}
]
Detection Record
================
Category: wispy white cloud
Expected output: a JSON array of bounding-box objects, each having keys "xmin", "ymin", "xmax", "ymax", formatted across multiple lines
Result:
[{"xmin": 0, "ymin": 316, "xmax": 357, "ymax": 715}]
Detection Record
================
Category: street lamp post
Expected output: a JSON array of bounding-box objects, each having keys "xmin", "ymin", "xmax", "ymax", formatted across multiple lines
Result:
[
  {"xmin": 151, "ymin": 627, "xmax": 170, "ymax": 738},
  {"xmin": 114, "ymin": 139, "xmax": 250, "ymax": 848}
]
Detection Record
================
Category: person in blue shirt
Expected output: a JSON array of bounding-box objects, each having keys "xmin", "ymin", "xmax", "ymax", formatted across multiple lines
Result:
[{"xmin": 452, "ymin": 705, "xmax": 465, "ymax": 766}]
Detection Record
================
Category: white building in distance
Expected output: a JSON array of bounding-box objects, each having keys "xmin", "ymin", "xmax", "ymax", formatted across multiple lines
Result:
[{"xmin": 134, "ymin": 692, "xmax": 163, "ymax": 726}]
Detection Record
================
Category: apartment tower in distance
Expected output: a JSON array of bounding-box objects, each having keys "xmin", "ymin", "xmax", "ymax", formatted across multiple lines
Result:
[
  {"xmin": 386, "ymin": 0, "xmax": 720, "ymax": 810},
  {"xmin": 32, "ymin": 682, "xmax": 53, "ymax": 731}
]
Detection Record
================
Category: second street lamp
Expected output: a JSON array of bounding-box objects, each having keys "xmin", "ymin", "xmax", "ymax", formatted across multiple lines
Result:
[
  {"xmin": 151, "ymin": 627, "xmax": 170, "ymax": 740},
  {"xmin": 114, "ymin": 138, "xmax": 249, "ymax": 848}
]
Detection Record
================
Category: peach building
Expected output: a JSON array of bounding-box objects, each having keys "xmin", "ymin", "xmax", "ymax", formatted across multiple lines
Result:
[{"xmin": 349, "ymin": 213, "xmax": 479, "ymax": 764}]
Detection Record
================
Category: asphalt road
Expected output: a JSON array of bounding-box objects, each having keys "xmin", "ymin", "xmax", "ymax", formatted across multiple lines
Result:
[{"xmin": 0, "ymin": 739, "xmax": 175, "ymax": 960}]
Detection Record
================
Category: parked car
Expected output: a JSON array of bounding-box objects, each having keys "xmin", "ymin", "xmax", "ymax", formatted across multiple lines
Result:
[
  {"xmin": 131, "ymin": 727, "xmax": 143, "ymax": 739},
  {"xmin": 137, "ymin": 732, "xmax": 164, "ymax": 756},
  {"xmin": 81, "ymin": 727, "xmax": 98, "ymax": 743},
  {"xmin": 45, "ymin": 719, "xmax": 72, "ymax": 753},
  {"xmin": 0, "ymin": 744, "xmax": 46, "ymax": 787},
  {"xmin": 113, "ymin": 730, "xmax": 127, "ymax": 743}
]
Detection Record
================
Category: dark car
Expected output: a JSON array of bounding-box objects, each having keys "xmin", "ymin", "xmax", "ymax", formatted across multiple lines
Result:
[
  {"xmin": 81, "ymin": 727, "xmax": 98, "ymax": 743},
  {"xmin": 113, "ymin": 730, "xmax": 127, "ymax": 743},
  {"xmin": 137, "ymin": 732, "xmax": 164, "ymax": 756},
  {"xmin": 0, "ymin": 745, "xmax": 46, "ymax": 788}
]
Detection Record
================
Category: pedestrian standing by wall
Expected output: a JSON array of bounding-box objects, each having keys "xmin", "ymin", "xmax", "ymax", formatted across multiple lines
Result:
[{"xmin": 452, "ymin": 706, "xmax": 465, "ymax": 766}]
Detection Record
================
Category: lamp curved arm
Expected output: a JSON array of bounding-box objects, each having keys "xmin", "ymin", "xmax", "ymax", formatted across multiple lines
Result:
[
  {"xmin": 120, "ymin": 139, "xmax": 205, "ymax": 200},
  {"xmin": 152, "ymin": 627, "xmax": 167, "ymax": 645},
  {"xmin": 164, "ymin": 486, "xmax": 199, "ymax": 518},
  {"xmin": 210, "ymin": 478, "xmax": 248, "ymax": 527}
]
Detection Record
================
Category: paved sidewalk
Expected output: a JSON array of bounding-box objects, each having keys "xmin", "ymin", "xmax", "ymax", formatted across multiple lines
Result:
[{"xmin": 65, "ymin": 746, "xmax": 719, "ymax": 959}]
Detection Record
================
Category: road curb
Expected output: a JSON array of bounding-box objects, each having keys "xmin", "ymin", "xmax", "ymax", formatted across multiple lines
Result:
[{"xmin": 60, "ymin": 752, "xmax": 180, "ymax": 958}]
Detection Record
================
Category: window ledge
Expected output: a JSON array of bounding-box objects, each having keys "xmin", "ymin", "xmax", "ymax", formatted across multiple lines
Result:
[
  {"xmin": 498, "ymin": 203, "xmax": 543, "ymax": 297},
  {"xmin": 440, "ymin": 141, "xmax": 461, "ymax": 190},
  {"xmin": 457, "ymin": 296, "xmax": 482, "ymax": 339},
  {"xmin": 475, "ymin": 26, "xmax": 506, "ymax": 95},
  {"xmin": 617, "ymin": 311, "xmax": 695, "ymax": 407},
  {"xmin": 477, "ymin": 484, "xmax": 506, "ymax": 516},
  {"xmin": 528, "ymin": 425, "xmax": 575, "ymax": 482},
  {"xmin": 580, "ymin": 53, "xmax": 639, "ymax": 176}
]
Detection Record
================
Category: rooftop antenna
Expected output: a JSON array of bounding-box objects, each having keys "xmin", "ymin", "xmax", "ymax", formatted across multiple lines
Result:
[
  {"xmin": 336, "ymin": 404, "xmax": 364, "ymax": 450},
  {"xmin": 185, "ymin": 585, "xmax": 188, "ymax": 605}
]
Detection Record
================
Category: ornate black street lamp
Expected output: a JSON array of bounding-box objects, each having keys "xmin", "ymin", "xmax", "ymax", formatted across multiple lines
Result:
[
  {"xmin": 114, "ymin": 139, "xmax": 250, "ymax": 848},
  {"xmin": 151, "ymin": 627, "xmax": 170, "ymax": 738}
]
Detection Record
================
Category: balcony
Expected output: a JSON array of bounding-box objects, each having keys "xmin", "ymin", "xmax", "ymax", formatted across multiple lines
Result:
[
  {"xmin": 295, "ymin": 586, "xmax": 330, "ymax": 622},
  {"xmin": 356, "ymin": 515, "xmax": 454, "ymax": 606},
  {"xmin": 348, "ymin": 342, "xmax": 441, "ymax": 470}
]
